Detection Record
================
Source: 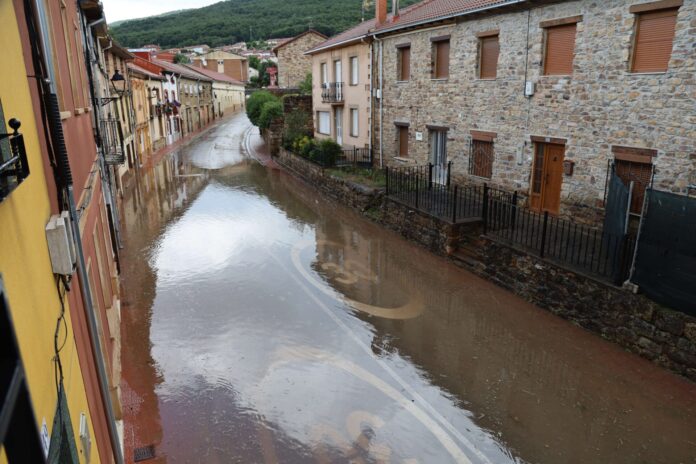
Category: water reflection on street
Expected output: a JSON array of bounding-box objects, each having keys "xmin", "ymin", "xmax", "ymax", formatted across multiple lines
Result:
[{"xmin": 120, "ymin": 113, "xmax": 696, "ymax": 464}]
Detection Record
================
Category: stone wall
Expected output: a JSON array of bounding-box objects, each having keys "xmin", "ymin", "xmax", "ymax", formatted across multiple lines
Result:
[
  {"xmin": 276, "ymin": 31, "xmax": 327, "ymax": 89},
  {"xmin": 276, "ymin": 148, "xmax": 383, "ymax": 212},
  {"xmin": 262, "ymin": 95, "xmax": 314, "ymax": 156},
  {"xmin": 374, "ymin": 0, "xmax": 696, "ymax": 225}
]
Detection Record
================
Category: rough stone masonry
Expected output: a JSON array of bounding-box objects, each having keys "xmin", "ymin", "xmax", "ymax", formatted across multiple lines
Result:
[{"xmin": 374, "ymin": 0, "xmax": 695, "ymax": 224}]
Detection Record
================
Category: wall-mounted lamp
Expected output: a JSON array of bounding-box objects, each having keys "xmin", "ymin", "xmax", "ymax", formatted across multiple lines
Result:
[
  {"xmin": 100, "ymin": 70, "xmax": 128, "ymax": 106},
  {"xmin": 563, "ymin": 159, "xmax": 575, "ymax": 176}
]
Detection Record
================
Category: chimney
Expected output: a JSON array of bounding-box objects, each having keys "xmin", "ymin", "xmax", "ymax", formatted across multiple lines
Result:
[
  {"xmin": 392, "ymin": 0, "xmax": 400, "ymax": 18},
  {"xmin": 376, "ymin": 0, "xmax": 387, "ymax": 24}
]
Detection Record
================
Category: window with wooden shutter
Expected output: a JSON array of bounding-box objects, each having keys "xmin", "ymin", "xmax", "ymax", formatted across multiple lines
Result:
[
  {"xmin": 479, "ymin": 35, "xmax": 499, "ymax": 79},
  {"xmin": 397, "ymin": 125, "xmax": 409, "ymax": 157},
  {"xmin": 469, "ymin": 140, "xmax": 494, "ymax": 178},
  {"xmin": 631, "ymin": 8, "xmax": 679, "ymax": 73},
  {"xmin": 432, "ymin": 39, "xmax": 450, "ymax": 79},
  {"xmin": 398, "ymin": 46, "xmax": 411, "ymax": 81},
  {"xmin": 543, "ymin": 23, "xmax": 577, "ymax": 75}
]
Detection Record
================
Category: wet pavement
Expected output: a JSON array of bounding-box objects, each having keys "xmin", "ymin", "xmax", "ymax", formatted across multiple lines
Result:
[{"xmin": 120, "ymin": 112, "xmax": 696, "ymax": 464}]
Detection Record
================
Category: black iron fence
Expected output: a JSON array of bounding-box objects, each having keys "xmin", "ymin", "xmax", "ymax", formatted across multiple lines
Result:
[
  {"xmin": 484, "ymin": 193, "xmax": 635, "ymax": 283},
  {"xmin": 0, "ymin": 118, "xmax": 29, "ymax": 202},
  {"xmin": 321, "ymin": 82, "xmax": 344, "ymax": 103},
  {"xmin": 385, "ymin": 162, "xmax": 513, "ymax": 223},
  {"xmin": 336, "ymin": 147, "xmax": 372, "ymax": 167},
  {"xmin": 385, "ymin": 163, "xmax": 634, "ymax": 283}
]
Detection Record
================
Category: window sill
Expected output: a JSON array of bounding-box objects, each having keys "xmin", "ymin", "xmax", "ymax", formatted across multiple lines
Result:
[
  {"xmin": 540, "ymin": 74, "xmax": 573, "ymax": 78},
  {"xmin": 430, "ymin": 78, "xmax": 449, "ymax": 82},
  {"xmin": 476, "ymin": 78, "xmax": 497, "ymax": 81},
  {"xmin": 348, "ymin": 83, "xmax": 359, "ymax": 86},
  {"xmin": 468, "ymin": 173, "xmax": 493, "ymax": 181},
  {"xmin": 626, "ymin": 71, "xmax": 667, "ymax": 76},
  {"xmin": 392, "ymin": 156, "xmax": 412, "ymax": 163},
  {"xmin": 396, "ymin": 80, "xmax": 410, "ymax": 84}
]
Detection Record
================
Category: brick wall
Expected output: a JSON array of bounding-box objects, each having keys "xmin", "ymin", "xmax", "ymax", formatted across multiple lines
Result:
[{"xmin": 374, "ymin": 0, "xmax": 695, "ymax": 224}]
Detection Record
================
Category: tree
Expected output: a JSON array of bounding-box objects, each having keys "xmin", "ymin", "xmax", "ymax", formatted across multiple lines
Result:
[
  {"xmin": 174, "ymin": 53, "xmax": 191, "ymax": 64},
  {"xmin": 248, "ymin": 55, "xmax": 260, "ymax": 70},
  {"xmin": 299, "ymin": 73, "xmax": 312, "ymax": 95},
  {"xmin": 246, "ymin": 91, "xmax": 279, "ymax": 126}
]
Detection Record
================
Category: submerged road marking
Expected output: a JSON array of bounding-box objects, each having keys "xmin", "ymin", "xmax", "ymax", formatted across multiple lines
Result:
[{"xmin": 261, "ymin": 241, "xmax": 495, "ymax": 464}]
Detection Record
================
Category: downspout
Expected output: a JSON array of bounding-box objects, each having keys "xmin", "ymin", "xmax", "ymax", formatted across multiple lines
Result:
[
  {"xmin": 377, "ymin": 36, "xmax": 384, "ymax": 168},
  {"xmin": 27, "ymin": 2, "xmax": 124, "ymax": 463},
  {"xmin": 366, "ymin": 37, "xmax": 372, "ymax": 155}
]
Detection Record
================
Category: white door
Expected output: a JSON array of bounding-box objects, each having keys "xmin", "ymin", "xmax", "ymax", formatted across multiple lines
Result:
[
  {"xmin": 430, "ymin": 130, "xmax": 448, "ymax": 184},
  {"xmin": 334, "ymin": 60, "xmax": 342, "ymax": 99},
  {"xmin": 335, "ymin": 108, "xmax": 343, "ymax": 146}
]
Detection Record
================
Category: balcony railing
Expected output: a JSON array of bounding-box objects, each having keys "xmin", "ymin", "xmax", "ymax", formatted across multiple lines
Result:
[
  {"xmin": 321, "ymin": 82, "xmax": 344, "ymax": 103},
  {"xmin": 0, "ymin": 118, "xmax": 30, "ymax": 203},
  {"xmin": 99, "ymin": 118, "xmax": 125, "ymax": 165}
]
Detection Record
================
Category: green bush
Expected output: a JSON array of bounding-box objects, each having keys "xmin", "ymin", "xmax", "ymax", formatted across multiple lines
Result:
[
  {"xmin": 282, "ymin": 110, "xmax": 311, "ymax": 149},
  {"xmin": 258, "ymin": 100, "xmax": 283, "ymax": 129},
  {"xmin": 246, "ymin": 91, "xmax": 278, "ymax": 126}
]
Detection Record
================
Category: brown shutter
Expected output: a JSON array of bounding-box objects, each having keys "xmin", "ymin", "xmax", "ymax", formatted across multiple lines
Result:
[
  {"xmin": 479, "ymin": 35, "xmax": 499, "ymax": 79},
  {"xmin": 400, "ymin": 47, "xmax": 411, "ymax": 81},
  {"xmin": 435, "ymin": 40, "xmax": 450, "ymax": 78},
  {"xmin": 399, "ymin": 126, "xmax": 409, "ymax": 157},
  {"xmin": 544, "ymin": 24, "xmax": 576, "ymax": 75},
  {"xmin": 632, "ymin": 9, "xmax": 678, "ymax": 72}
]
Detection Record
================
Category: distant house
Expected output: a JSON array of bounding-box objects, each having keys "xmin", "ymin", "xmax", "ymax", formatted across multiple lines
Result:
[
  {"xmin": 186, "ymin": 65, "xmax": 246, "ymax": 116},
  {"xmin": 191, "ymin": 50, "xmax": 249, "ymax": 83},
  {"xmin": 306, "ymin": 22, "xmax": 373, "ymax": 149},
  {"xmin": 272, "ymin": 29, "xmax": 327, "ymax": 88}
]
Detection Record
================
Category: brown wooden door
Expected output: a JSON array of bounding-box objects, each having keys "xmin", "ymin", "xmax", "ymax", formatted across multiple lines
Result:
[{"xmin": 530, "ymin": 143, "xmax": 565, "ymax": 214}]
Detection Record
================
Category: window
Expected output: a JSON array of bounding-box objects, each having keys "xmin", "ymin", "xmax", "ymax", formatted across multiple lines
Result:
[
  {"xmin": 543, "ymin": 23, "xmax": 577, "ymax": 75},
  {"xmin": 612, "ymin": 146, "xmax": 656, "ymax": 214},
  {"xmin": 631, "ymin": 8, "xmax": 679, "ymax": 73},
  {"xmin": 397, "ymin": 125, "xmax": 409, "ymax": 157},
  {"xmin": 320, "ymin": 62, "xmax": 328, "ymax": 84},
  {"xmin": 431, "ymin": 37, "xmax": 450, "ymax": 79},
  {"xmin": 396, "ymin": 45, "xmax": 411, "ymax": 81},
  {"xmin": 350, "ymin": 56, "xmax": 359, "ymax": 85},
  {"xmin": 469, "ymin": 139, "xmax": 494, "ymax": 178},
  {"xmin": 350, "ymin": 108, "xmax": 359, "ymax": 137},
  {"xmin": 478, "ymin": 34, "xmax": 499, "ymax": 79},
  {"xmin": 317, "ymin": 111, "xmax": 330, "ymax": 134}
]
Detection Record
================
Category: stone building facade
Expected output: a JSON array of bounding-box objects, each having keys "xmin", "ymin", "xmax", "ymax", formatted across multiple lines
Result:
[
  {"xmin": 373, "ymin": 0, "xmax": 695, "ymax": 223},
  {"xmin": 273, "ymin": 30, "xmax": 327, "ymax": 88}
]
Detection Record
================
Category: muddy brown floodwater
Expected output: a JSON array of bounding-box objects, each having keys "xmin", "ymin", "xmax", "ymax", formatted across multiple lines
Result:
[{"xmin": 120, "ymin": 113, "xmax": 696, "ymax": 464}]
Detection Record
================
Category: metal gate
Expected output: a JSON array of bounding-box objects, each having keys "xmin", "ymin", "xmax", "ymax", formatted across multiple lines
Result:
[
  {"xmin": 602, "ymin": 169, "xmax": 633, "ymax": 284},
  {"xmin": 632, "ymin": 189, "xmax": 696, "ymax": 316}
]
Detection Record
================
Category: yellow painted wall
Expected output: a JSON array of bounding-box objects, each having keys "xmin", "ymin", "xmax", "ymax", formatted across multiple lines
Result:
[{"xmin": 0, "ymin": 1, "xmax": 101, "ymax": 462}]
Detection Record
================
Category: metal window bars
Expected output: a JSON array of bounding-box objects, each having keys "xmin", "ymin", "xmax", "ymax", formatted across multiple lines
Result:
[{"xmin": 0, "ymin": 118, "xmax": 30, "ymax": 203}]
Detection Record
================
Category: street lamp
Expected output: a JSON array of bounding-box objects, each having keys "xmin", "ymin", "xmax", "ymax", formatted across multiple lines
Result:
[
  {"xmin": 100, "ymin": 70, "xmax": 127, "ymax": 106},
  {"xmin": 110, "ymin": 70, "xmax": 126, "ymax": 97}
]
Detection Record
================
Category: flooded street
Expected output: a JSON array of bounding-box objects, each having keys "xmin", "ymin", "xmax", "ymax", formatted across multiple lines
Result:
[{"xmin": 120, "ymin": 112, "xmax": 696, "ymax": 464}]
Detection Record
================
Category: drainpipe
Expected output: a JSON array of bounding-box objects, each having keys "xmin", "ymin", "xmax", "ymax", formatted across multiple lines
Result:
[
  {"xmin": 377, "ymin": 36, "xmax": 384, "ymax": 168},
  {"xmin": 28, "ymin": 2, "xmax": 124, "ymax": 464},
  {"xmin": 366, "ymin": 38, "xmax": 372, "ymax": 155}
]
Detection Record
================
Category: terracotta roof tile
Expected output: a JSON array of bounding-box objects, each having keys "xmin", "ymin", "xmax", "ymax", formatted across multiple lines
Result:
[
  {"xmin": 305, "ymin": 19, "xmax": 376, "ymax": 54},
  {"xmin": 151, "ymin": 58, "xmax": 214, "ymax": 81},
  {"xmin": 183, "ymin": 65, "xmax": 245, "ymax": 85},
  {"xmin": 374, "ymin": 0, "xmax": 517, "ymax": 32},
  {"xmin": 127, "ymin": 62, "xmax": 164, "ymax": 80}
]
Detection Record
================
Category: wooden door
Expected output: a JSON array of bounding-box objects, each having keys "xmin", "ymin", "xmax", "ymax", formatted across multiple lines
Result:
[{"xmin": 530, "ymin": 143, "xmax": 564, "ymax": 214}]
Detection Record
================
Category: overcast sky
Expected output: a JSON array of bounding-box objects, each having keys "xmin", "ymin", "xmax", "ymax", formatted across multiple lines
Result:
[{"xmin": 102, "ymin": 0, "xmax": 222, "ymax": 23}]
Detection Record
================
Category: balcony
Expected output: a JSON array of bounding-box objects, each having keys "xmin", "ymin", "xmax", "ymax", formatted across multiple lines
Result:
[
  {"xmin": 0, "ymin": 118, "xmax": 30, "ymax": 203},
  {"xmin": 99, "ymin": 118, "xmax": 125, "ymax": 165},
  {"xmin": 321, "ymin": 82, "xmax": 344, "ymax": 104}
]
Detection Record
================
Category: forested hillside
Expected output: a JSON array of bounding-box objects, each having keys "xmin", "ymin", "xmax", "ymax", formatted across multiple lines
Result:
[{"xmin": 110, "ymin": 0, "xmax": 419, "ymax": 48}]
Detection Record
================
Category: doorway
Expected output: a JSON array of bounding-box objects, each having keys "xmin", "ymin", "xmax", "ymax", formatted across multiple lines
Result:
[
  {"xmin": 530, "ymin": 142, "xmax": 564, "ymax": 214},
  {"xmin": 430, "ymin": 129, "xmax": 448, "ymax": 184},
  {"xmin": 334, "ymin": 108, "xmax": 343, "ymax": 146}
]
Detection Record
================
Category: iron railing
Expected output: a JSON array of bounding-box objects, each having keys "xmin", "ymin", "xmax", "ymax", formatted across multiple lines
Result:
[
  {"xmin": 321, "ymin": 82, "xmax": 344, "ymax": 103},
  {"xmin": 99, "ymin": 118, "xmax": 125, "ymax": 165},
  {"xmin": 385, "ymin": 163, "xmax": 634, "ymax": 283},
  {"xmin": 0, "ymin": 118, "xmax": 29, "ymax": 202},
  {"xmin": 336, "ymin": 147, "xmax": 372, "ymax": 167},
  {"xmin": 483, "ymin": 191, "xmax": 635, "ymax": 283},
  {"xmin": 385, "ymin": 162, "xmax": 514, "ymax": 223}
]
